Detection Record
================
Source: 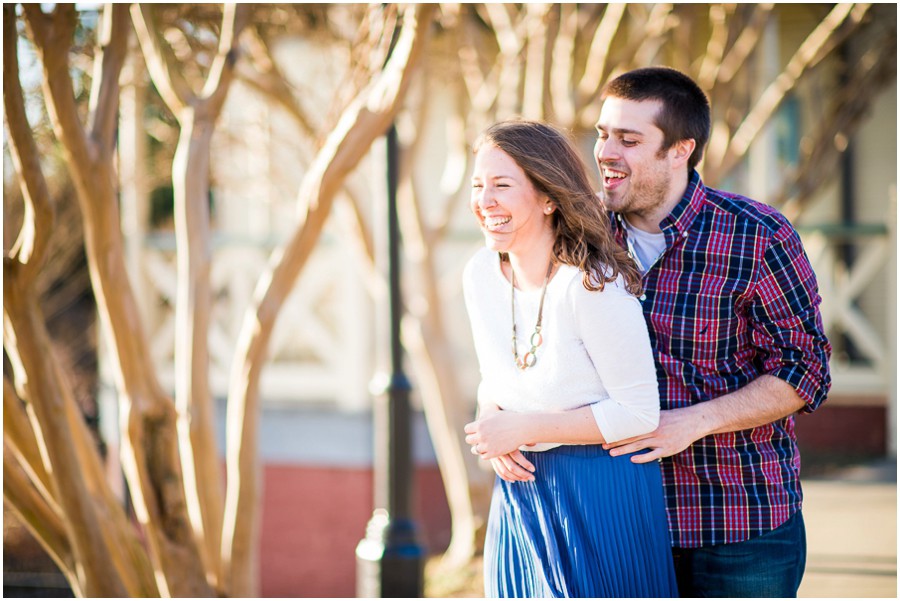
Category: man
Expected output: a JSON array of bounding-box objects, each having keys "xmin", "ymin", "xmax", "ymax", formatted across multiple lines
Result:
[{"xmin": 595, "ymin": 67, "xmax": 832, "ymax": 597}]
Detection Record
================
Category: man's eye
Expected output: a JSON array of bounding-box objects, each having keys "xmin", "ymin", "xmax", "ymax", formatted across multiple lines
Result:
[
  {"xmin": 472, "ymin": 183, "xmax": 483, "ymax": 189},
  {"xmin": 622, "ymin": 140, "xmax": 637, "ymax": 147}
]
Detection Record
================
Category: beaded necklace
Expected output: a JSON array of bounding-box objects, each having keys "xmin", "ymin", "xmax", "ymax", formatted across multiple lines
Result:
[{"xmin": 510, "ymin": 261, "xmax": 553, "ymax": 370}]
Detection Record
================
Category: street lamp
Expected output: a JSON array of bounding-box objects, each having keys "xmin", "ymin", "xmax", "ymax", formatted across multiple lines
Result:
[{"xmin": 355, "ymin": 124, "xmax": 425, "ymax": 597}]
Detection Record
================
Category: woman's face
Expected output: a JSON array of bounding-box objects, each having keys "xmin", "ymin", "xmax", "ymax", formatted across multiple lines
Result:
[{"xmin": 470, "ymin": 144, "xmax": 553, "ymax": 256}]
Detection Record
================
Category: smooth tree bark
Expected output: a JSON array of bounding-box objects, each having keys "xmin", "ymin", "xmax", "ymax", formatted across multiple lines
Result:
[
  {"xmin": 130, "ymin": 4, "xmax": 250, "ymax": 590},
  {"xmin": 15, "ymin": 3, "xmax": 213, "ymax": 596},
  {"xmin": 219, "ymin": 4, "xmax": 435, "ymax": 597},
  {"xmin": 4, "ymin": 5, "xmax": 154, "ymax": 596}
]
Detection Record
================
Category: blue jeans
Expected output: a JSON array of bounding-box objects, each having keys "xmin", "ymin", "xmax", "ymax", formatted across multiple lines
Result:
[{"xmin": 671, "ymin": 511, "xmax": 806, "ymax": 597}]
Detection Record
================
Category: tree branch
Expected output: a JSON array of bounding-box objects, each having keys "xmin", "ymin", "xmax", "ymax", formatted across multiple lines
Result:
[
  {"xmin": 237, "ymin": 25, "xmax": 319, "ymax": 138},
  {"xmin": 4, "ymin": 445, "xmax": 78, "ymax": 591},
  {"xmin": 776, "ymin": 28, "xmax": 897, "ymax": 218},
  {"xmin": 716, "ymin": 4, "xmax": 775, "ymax": 86},
  {"xmin": 632, "ymin": 4, "xmax": 678, "ymax": 68},
  {"xmin": 697, "ymin": 4, "xmax": 730, "ymax": 90},
  {"xmin": 87, "ymin": 4, "xmax": 131, "ymax": 153},
  {"xmin": 3, "ymin": 5, "xmax": 54, "ymax": 280},
  {"xmin": 3, "ymin": 377, "xmax": 59, "ymax": 515},
  {"xmin": 22, "ymin": 4, "xmax": 95, "ymax": 165},
  {"xmin": 3, "ymin": 277, "xmax": 129, "ymax": 597},
  {"xmin": 550, "ymin": 3, "xmax": 578, "ymax": 125},
  {"xmin": 200, "ymin": 3, "xmax": 251, "ymax": 117},
  {"xmin": 221, "ymin": 5, "xmax": 436, "ymax": 596},
  {"xmin": 521, "ymin": 3, "xmax": 554, "ymax": 120},
  {"xmin": 130, "ymin": 4, "xmax": 194, "ymax": 114},
  {"xmin": 575, "ymin": 3, "xmax": 626, "ymax": 111},
  {"xmin": 717, "ymin": 3, "xmax": 872, "ymax": 181}
]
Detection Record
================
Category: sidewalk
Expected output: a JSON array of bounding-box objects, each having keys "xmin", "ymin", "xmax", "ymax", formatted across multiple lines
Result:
[{"xmin": 799, "ymin": 459, "xmax": 897, "ymax": 598}]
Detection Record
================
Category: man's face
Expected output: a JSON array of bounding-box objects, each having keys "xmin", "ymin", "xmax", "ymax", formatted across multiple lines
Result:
[{"xmin": 594, "ymin": 97, "xmax": 674, "ymax": 216}]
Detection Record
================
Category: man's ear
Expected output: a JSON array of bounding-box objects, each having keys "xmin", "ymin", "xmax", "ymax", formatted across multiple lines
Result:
[{"xmin": 671, "ymin": 138, "xmax": 696, "ymax": 168}]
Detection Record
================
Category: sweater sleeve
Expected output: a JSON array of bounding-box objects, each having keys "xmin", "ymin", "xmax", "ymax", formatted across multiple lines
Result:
[{"xmin": 571, "ymin": 278, "xmax": 661, "ymax": 443}]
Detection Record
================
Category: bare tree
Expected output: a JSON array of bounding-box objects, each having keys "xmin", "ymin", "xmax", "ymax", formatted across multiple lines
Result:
[
  {"xmin": 130, "ymin": 4, "xmax": 250, "ymax": 589},
  {"xmin": 4, "ymin": 2, "xmax": 434, "ymax": 596},
  {"xmin": 5, "ymin": 4, "xmax": 160, "ymax": 596},
  {"xmin": 4, "ymin": 3, "xmax": 894, "ymax": 595}
]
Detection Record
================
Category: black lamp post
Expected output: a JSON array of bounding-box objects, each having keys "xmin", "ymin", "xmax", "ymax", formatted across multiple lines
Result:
[{"xmin": 355, "ymin": 124, "xmax": 425, "ymax": 597}]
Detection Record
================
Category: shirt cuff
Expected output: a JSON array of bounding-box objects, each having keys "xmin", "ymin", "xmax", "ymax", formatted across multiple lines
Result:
[{"xmin": 768, "ymin": 364, "xmax": 830, "ymax": 414}]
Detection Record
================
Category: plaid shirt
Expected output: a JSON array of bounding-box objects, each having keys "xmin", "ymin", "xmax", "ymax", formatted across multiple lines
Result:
[{"xmin": 610, "ymin": 170, "xmax": 832, "ymax": 548}]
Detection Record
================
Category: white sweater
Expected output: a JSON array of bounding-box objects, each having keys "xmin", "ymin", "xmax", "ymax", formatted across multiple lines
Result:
[{"xmin": 463, "ymin": 247, "xmax": 660, "ymax": 451}]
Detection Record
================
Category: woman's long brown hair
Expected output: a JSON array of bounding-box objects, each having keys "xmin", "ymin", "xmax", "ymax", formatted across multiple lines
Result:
[{"xmin": 474, "ymin": 119, "xmax": 643, "ymax": 296}]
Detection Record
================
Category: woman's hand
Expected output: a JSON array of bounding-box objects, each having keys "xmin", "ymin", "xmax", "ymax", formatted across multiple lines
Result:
[
  {"xmin": 489, "ymin": 452, "xmax": 535, "ymax": 482},
  {"xmin": 466, "ymin": 406, "xmax": 537, "ymax": 481},
  {"xmin": 465, "ymin": 410, "xmax": 536, "ymax": 459}
]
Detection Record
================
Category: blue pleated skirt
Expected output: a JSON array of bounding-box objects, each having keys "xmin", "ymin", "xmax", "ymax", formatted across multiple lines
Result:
[{"xmin": 484, "ymin": 445, "xmax": 678, "ymax": 598}]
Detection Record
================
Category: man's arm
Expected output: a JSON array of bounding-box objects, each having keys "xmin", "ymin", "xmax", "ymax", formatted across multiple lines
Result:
[
  {"xmin": 607, "ymin": 220, "xmax": 831, "ymax": 464},
  {"xmin": 604, "ymin": 375, "xmax": 806, "ymax": 463}
]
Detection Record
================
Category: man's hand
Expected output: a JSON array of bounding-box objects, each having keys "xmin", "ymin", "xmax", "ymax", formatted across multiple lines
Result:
[
  {"xmin": 603, "ymin": 377, "xmax": 808, "ymax": 463},
  {"xmin": 602, "ymin": 409, "xmax": 703, "ymax": 463}
]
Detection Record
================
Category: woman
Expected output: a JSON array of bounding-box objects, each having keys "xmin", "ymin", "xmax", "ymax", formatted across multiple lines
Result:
[{"xmin": 463, "ymin": 120, "xmax": 677, "ymax": 597}]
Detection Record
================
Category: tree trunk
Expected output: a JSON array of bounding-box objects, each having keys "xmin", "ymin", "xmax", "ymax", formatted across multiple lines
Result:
[
  {"xmin": 21, "ymin": 4, "xmax": 214, "ymax": 596},
  {"xmin": 4, "ymin": 274, "xmax": 129, "ymax": 598},
  {"xmin": 391, "ymin": 91, "xmax": 494, "ymax": 566},
  {"xmin": 220, "ymin": 5, "xmax": 435, "ymax": 596},
  {"xmin": 131, "ymin": 4, "xmax": 250, "ymax": 591},
  {"xmin": 171, "ymin": 112, "xmax": 225, "ymax": 590}
]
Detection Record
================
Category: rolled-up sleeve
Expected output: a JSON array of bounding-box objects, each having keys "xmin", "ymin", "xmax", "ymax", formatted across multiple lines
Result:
[{"xmin": 750, "ymin": 225, "xmax": 832, "ymax": 412}]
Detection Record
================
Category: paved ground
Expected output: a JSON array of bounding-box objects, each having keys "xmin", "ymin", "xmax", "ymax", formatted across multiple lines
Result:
[{"xmin": 799, "ymin": 459, "xmax": 897, "ymax": 598}]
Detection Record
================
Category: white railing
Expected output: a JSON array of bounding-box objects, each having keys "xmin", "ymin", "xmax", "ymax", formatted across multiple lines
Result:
[
  {"xmin": 801, "ymin": 221, "xmax": 896, "ymax": 400},
  {"xmin": 135, "ymin": 232, "xmax": 373, "ymax": 410}
]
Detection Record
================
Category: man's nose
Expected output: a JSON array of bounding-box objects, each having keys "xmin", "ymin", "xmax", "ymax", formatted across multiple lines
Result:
[{"xmin": 596, "ymin": 139, "xmax": 618, "ymax": 163}]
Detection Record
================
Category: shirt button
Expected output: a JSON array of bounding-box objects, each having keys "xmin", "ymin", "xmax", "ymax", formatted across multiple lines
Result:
[
  {"xmin": 639, "ymin": 294, "xmax": 647, "ymax": 301},
  {"xmin": 682, "ymin": 231, "xmax": 688, "ymax": 237}
]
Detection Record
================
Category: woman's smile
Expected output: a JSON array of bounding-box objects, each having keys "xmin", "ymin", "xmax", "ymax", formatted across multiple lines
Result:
[{"xmin": 470, "ymin": 145, "xmax": 552, "ymax": 256}]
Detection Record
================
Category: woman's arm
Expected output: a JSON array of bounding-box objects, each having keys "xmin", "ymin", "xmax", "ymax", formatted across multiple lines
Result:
[
  {"xmin": 575, "ymin": 284, "xmax": 660, "ymax": 442},
  {"xmin": 466, "ymin": 280, "xmax": 660, "ymax": 460},
  {"xmin": 465, "ymin": 405, "xmax": 603, "ymax": 460},
  {"xmin": 472, "ymin": 398, "xmax": 538, "ymax": 481}
]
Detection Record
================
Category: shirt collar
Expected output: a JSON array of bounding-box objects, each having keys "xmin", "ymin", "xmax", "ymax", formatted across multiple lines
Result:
[
  {"xmin": 659, "ymin": 169, "xmax": 706, "ymax": 239},
  {"xmin": 611, "ymin": 169, "xmax": 707, "ymax": 245}
]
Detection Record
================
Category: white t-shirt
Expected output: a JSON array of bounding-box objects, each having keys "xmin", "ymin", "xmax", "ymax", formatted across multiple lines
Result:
[
  {"xmin": 622, "ymin": 217, "xmax": 666, "ymax": 275},
  {"xmin": 462, "ymin": 247, "xmax": 660, "ymax": 451}
]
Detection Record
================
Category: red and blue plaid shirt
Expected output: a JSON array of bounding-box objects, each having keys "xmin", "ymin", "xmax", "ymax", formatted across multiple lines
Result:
[{"xmin": 610, "ymin": 170, "xmax": 832, "ymax": 548}]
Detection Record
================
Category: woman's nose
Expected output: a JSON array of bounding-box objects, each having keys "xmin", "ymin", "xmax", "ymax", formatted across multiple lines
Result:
[{"xmin": 476, "ymin": 188, "xmax": 497, "ymax": 209}]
